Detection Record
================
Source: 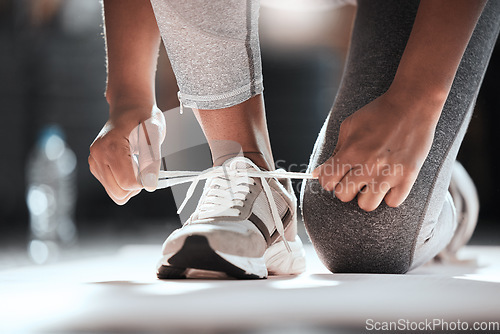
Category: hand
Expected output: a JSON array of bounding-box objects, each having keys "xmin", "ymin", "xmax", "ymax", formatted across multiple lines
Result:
[
  {"xmin": 313, "ymin": 91, "xmax": 439, "ymax": 211},
  {"xmin": 89, "ymin": 105, "xmax": 166, "ymax": 205}
]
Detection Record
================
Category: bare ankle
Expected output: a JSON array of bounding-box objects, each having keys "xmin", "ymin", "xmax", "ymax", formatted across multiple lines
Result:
[{"xmin": 212, "ymin": 151, "xmax": 274, "ymax": 171}]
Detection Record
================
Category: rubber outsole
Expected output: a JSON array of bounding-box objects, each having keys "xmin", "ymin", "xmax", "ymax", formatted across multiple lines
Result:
[{"xmin": 157, "ymin": 235, "xmax": 263, "ymax": 280}]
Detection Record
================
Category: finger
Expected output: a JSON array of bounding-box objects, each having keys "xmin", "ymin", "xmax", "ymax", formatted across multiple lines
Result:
[
  {"xmin": 90, "ymin": 133, "xmax": 141, "ymax": 191},
  {"xmin": 384, "ymin": 181, "xmax": 413, "ymax": 208},
  {"xmin": 312, "ymin": 117, "xmax": 352, "ymax": 185},
  {"xmin": 333, "ymin": 115, "xmax": 352, "ymax": 154},
  {"xmin": 313, "ymin": 153, "xmax": 353, "ymax": 192},
  {"xmin": 114, "ymin": 188, "xmax": 142, "ymax": 206},
  {"xmin": 99, "ymin": 163, "xmax": 132, "ymax": 201},
  {"xmin": 312, "ymin": 142, "xmax": 344, "ymax": 179},
  {"xmin": 89, "ymin": 154, "xmax": 106, "ymax": 188},
  {"xmin": 357, "ymin": 180, "xmax": 392, "ymax": 212},
  {"xmin": 89, "ymin": 154, "xmax": 132, "ymax": 203},
  {"xmin": 139, "ymin": 159, "xmax": 162, "ymax": 192},
  {"xmin": 107, "ymin": 147, "xmax": 142, "ymax": 191},
  {"xmin": 334, "ymin": 168, "xmax": 369, "ymax": 203},
  {"xmin": 88, "ymin": 154, "xmax": 100, "ymax": 179}
]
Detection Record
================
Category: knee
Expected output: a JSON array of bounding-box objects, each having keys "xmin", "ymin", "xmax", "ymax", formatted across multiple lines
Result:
[{"xmin": 302, "ymin": 180, "xmax": 413, "ymax": 274}]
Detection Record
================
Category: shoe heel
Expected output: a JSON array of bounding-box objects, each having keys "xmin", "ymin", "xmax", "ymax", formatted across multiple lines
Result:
[{"xmin": 265, "ymin": 236, "xmax": 306, "ymax": 275}]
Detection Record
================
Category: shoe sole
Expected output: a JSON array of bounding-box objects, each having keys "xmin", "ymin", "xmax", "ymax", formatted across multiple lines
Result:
[
  {"xmin": 157, "ymin": 235, "xmax": 265, "ymax": 279},
  {"xmin": 157, "ymin": 235, "xmax": 306, "ymax": 280}
]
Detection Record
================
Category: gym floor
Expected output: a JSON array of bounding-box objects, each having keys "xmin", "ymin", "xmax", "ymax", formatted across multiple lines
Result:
[{"xmin": 1, "ymin": 222, "xmax": 499, "ymax": 334}]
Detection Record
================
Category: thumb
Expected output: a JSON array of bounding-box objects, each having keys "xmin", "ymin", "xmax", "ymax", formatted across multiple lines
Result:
[
  {"xmin": 312, "ymin": 117, "xmax": 350, "ymax": 178},
  {"xmin": 331, "ymin": 116, "xmax": 351, "ymax": 157},
  {"xmin": 135, "ymin": 106, "xmax": 166, "ymax": 192},
  {"xmin": 139, "ymin": 161, "xmax": 162, "ymax": 192}
]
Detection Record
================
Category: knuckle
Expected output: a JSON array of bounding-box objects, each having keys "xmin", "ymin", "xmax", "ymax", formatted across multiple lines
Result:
[
  {"xmin": 100, "ymin": 142, "xmax": 131, "ymax": 164},
  {"xmin": 101, "ymin": 136, "xmax": 128, "ymax": 152}
]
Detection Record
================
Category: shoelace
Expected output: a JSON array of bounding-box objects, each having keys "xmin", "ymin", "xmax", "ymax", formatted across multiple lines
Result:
[{"xmin": 156, "ymin": 157, "xmax": 316, "ymax": 252}]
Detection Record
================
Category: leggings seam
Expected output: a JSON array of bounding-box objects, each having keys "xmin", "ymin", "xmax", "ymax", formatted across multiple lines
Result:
[
  {"xmin": 245, "ymin": 0, "xmax": 257, "ymax": 96},
  {"xmin": 409, "ymin": 100, "xmax": 471, "ymax": 270}
]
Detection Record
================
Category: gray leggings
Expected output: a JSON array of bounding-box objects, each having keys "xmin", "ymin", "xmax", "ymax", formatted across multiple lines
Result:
[
  {"xmin": 301, "ymin": 0, "xmax": 500, "ymax": 273},
  {"xmin": 149, "ymin": 0, "xmax": 262, "ymax": 110}
]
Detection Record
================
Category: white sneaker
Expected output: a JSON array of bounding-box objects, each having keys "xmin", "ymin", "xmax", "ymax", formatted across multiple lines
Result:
[
  {"xmin": 436, "ymin": 161, "xmax": 479, "ymax": 262},
  {"xmin": 156, "ymin": 157, "xmax": 307, "ymax": 279}
]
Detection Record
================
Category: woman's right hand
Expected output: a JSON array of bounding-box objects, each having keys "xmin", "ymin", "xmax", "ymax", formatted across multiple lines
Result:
[{"xmin": 88, "ymin": 104, "xmax": 166, "ymax": 205}]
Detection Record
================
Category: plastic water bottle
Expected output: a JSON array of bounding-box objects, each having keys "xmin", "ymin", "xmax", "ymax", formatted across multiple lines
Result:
[{"xmin": 26, "ymin": 125, "xmax": 77, "ymax": 264}]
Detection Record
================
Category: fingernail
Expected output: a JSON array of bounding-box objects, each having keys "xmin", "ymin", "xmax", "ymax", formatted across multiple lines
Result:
[{"xmin": 141, "ymin": 173, "xmax": 157, "ymax": 192}]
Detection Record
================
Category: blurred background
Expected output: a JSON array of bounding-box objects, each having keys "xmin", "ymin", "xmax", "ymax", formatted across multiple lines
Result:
[{"xmin": 0, "ymin": 0, "xmax": 499, "ymax": 268}]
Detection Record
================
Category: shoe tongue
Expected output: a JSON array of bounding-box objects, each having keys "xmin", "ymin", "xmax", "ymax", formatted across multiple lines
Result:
[{"xmin": 222, "ymin": 156, "xmax": 255, "ymax": 171}]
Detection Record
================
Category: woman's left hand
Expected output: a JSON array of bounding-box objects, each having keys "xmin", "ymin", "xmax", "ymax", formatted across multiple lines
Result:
[{"xmin": 313, "ymin": 90, "xmax": 440, "ymax": 211}]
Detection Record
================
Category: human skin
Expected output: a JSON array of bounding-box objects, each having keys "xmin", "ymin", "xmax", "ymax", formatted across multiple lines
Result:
[
  {"xmin": 313, "ymin": 0, "xmax": 487, "ymax": 212},
  {"xmin": 192, "ymin": 95, "xmax": 275, "ymax": 172},
  {"xmin": 89, "ymin": 0, "xmax": 274, "ymax": 205},
  {"xmin": 89, "ymin": 0, "xmax": 162, "ymax": 205}
]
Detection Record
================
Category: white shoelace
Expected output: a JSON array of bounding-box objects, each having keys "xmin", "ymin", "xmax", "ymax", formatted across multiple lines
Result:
[{"xmin": 156, "ymin": 157, "xmax": 316, "ymax": 252}]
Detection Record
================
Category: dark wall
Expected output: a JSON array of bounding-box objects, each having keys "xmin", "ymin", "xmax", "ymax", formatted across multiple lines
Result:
[
  {"xmin": 0, "ymin": 1, "xmax": 179, "ymax": 239},
  {"xmin": 458, "ymin": 41, "xmax": 500, "ymax": 221}
]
